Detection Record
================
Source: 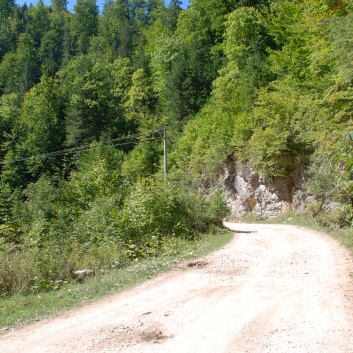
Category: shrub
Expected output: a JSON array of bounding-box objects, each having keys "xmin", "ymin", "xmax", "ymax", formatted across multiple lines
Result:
[{"xmin": 116, "ymin": 178, "xmax": 196, "ymax": 242}]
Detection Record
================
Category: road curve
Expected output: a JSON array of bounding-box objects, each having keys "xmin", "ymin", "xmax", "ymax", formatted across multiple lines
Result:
[{"xmin": 1, "ymin": 222, "xmax": 353, "ymax": 352}]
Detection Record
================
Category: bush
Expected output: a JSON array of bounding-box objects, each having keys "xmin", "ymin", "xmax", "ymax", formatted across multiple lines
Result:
[
  {"xmin": 116, "ymin": 178, "xmax": 197, "ymax": 242},
  {"xmin": 0, "ymin": 152, "xmax": 230, "ymax": 297},
  {"xmin": 0, "ymin": 240, "xmax": 129, "ymax": 297},
  {"xmin": 204, "ymin": 188, "xmax": 230, "ymax": 226}
]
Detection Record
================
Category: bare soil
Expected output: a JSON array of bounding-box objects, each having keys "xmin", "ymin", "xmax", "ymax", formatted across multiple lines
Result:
[{"xmin": 1, "ymin": 222, "xmax": 353, "ymax": 352}]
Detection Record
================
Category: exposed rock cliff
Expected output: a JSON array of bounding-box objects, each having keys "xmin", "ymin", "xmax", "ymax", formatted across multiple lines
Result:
[{"xmin": 219, "ymin": 159, "xmax": 307, "ymax": 219}]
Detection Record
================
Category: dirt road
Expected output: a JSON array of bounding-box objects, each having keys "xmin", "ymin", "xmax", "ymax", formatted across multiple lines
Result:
[{"xmin": 1, "ymin": 223, "xmax": 353, "ymax": 352}]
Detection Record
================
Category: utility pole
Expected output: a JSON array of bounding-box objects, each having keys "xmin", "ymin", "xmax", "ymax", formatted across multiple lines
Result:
[{"xmin": 163, "ymin": 128, "xmax": 168, "ymax": 183}]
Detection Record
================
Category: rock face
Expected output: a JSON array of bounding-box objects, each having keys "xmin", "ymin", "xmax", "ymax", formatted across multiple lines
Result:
[{"xmin": 220, "ymin": 159, "xmax": 305, "ymax": 219}]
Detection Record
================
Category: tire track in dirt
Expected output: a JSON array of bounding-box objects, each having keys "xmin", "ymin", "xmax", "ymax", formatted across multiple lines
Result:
[{"xmin": 1, "ymin": 223, "xmax": 353, "ymax": 352}]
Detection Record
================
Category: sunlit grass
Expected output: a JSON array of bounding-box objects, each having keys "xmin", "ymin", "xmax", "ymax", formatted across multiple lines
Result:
[{"xmin": 0, "ymin": 228, "xmax": 233, "ymax": 329}]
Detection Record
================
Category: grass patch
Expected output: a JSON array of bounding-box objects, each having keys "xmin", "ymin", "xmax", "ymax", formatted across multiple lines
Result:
[{"xmin": 0, "ymin": 228, "xmax": 233, "ymax": 330}]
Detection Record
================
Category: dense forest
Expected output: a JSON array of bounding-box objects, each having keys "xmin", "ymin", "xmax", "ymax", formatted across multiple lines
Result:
[{"xmin": 1, "ymin": 0, "xmax": 353, "ymax": 296}]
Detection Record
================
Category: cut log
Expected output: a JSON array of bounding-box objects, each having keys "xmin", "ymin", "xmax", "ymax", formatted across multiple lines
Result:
[{"xmin": 73, "ymin": 269, "xmax": 95, "ymax": 280}]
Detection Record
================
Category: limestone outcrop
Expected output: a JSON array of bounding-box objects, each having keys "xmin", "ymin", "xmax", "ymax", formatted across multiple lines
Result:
[{"xmin": 219, "ymin": 159, "xmax": 307, "ymax": 219}]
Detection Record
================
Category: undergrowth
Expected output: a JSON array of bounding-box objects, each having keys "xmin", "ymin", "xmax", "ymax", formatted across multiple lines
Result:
[{"xmin": 0, "ymin": 228, "xmax": 233, "ymax": 329}]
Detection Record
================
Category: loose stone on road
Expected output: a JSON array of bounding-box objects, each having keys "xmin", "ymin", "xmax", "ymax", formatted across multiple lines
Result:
[{"xmin": 1, "ymin": 222, "xmax": 353, "ymax": 352}]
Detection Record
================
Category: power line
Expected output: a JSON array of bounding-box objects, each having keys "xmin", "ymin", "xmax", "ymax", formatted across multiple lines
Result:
[{"xmin": 0, "ymin": 129, "xmax": 164, "ymax": 164}]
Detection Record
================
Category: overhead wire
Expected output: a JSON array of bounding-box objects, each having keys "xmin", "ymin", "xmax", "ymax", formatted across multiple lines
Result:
[{"xmin": 0, "ymin": 128, "xmax": 164, "ymax": 164}]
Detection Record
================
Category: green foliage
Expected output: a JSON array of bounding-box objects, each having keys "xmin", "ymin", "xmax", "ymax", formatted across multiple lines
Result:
[
  {"xmin": 0, "ymin": 93, "xmax": 21, "ymax": 160},
  {"xmin": 60, "ymin": 55, "xmax": 135, "ymax": 146},
  {"xmin": 0, "ymin": 182, "xmax": 19, "ymax": 243},
  {"xmin": 0, "ymin": 0, "xmax": 17, "ymax": 60},
  {"xmin": 121, "ymin": 140, "xmax": 162, "ymax": 179},
  {"xmin": 305, "ymin": 151, "xmax": 341, "ymax": 205},
  {"xmin": 39, "ymin": 29, "xmax": 64, "ymax": 76},
  {"xmin": 17, "ymin": 75, "xmax": 65, "ymax": 179},
  {"xmin": 248, "ymin": 83, "xmax": 314, "ymax": 176},
  {"xmin": 173, "ymin": 103, "xmax": 236, "ymax": 176},
  {"xmin": 70, "ymin": 157, "xmax": 119, "ymax": 206},
  {"xmin": 303, "ymin": 129, "xmax": 353, "ymax": 226},
  {"xmin": 23, "ymin": 175, "xmax": 58, "ymax": 223},
  {"xmin": 170, "ymin": 4, "xmax": 274, "ymax": 177},
  {"xmin": 0, "ymin": 168, "xmax": 229, "ymax": 297},
  {"xmin": 27, "ymin": 1, "xmax": 51, "ymax": 48},
  {"xmin": 203, "ymin": 188, "xmax": 230, "ymax": 226},
  {"xmin": 3, "ymin": 0, "xmax": 353, "ymax": 299},
  {"xmin": 72, "ymin": 0, "xmax": 99, "ymax": 54},
  {"xmin": 0, "ymin": 0, "xmax": 15, "ymax": 28},
  {"xmin": 117, "ymin": 178, "xmax": 195, "ymax": 241},
  {"xmin": 98, "ymin": 0, "xmax": 134, "ymax": 58},
  {"xmin": 0, "ymin": 33, "xmax": 40, "ymax": 96},
  {"xmin": 0, "ymin": 239, "xmax": 130, "ymax": 297},
  {"xmin": 125, "ymin": 68, "xmax": 155, "ymax": 123},
  {"xmin": 0, "ymin": 230, "xmax": 233, "ymax": 329}
]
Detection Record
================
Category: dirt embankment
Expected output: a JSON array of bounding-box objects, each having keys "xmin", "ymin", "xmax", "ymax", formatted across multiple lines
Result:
[{"xmin": 1, "ymin": 222, "xmax": 353, "ymax": 352}]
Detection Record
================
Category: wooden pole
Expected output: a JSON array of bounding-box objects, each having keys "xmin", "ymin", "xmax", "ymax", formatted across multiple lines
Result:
[{"xmin": 164, "ymin": 128, "xmax": 168, "ymax": 183}]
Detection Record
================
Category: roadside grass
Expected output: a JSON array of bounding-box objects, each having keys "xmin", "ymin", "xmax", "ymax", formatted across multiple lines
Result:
[{"xmin": 0, "ymin": 228, "xmax": 233, "ymax": 330}]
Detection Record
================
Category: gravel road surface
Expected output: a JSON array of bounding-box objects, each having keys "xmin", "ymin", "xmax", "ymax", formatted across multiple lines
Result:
[{"xmin": 1, "ymin": 222, "xmax": 353, "ymax": 352}]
